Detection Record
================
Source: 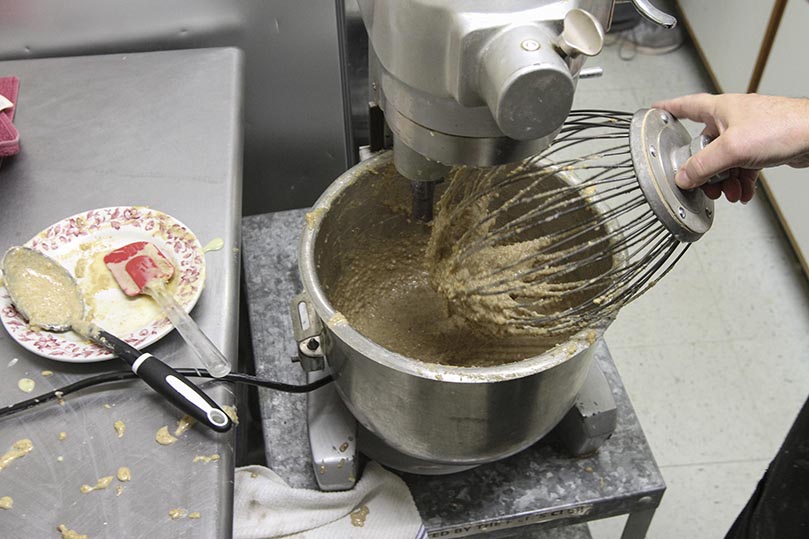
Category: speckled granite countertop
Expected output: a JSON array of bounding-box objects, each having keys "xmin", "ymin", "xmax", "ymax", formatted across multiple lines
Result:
[{"xmin": 242, "ymin": 209, "xmax": 665, "ymax": 538}]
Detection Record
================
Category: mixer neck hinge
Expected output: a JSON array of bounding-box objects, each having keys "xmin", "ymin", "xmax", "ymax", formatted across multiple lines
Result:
[
  {"xmin": 290, "ymin": 292, "xmax": 326, "ymax": 372},
  {"xmin": 293, "ymin": 336, "xmax": 325, "ymax": 372}
]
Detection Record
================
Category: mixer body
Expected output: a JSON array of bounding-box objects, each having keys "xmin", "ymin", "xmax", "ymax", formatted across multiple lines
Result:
[
  {"xmin": 297, "ymin": 151, "xmax": 615, "ymax": 465},
  {"xmin": 358, "ymin": 0, "xmax": 614, "ymax": 181}
]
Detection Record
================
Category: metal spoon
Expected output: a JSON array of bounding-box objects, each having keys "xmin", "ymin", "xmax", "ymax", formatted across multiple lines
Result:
[{"xmin": 1, "ymin": 246, "xmax": 232, "ymax": 433}]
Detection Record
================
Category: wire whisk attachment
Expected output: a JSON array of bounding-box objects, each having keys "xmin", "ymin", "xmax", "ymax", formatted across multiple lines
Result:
[{"xmin": 427, "ymin": 108, "xmax": 716, "ymax": 336}]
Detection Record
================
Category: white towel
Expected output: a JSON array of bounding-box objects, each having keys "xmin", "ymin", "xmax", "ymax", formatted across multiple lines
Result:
[{"xmin": 233, "ymin": 461, "xmax": 426, "ymax": 539}]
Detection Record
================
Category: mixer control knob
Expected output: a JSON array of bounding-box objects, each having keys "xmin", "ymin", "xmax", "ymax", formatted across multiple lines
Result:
[
  {"xmin": 558, "ymin": 9, "xmax": 605, "ymax": 58},
  {"xmin": 479, "ymin": 25, "xmax": 575, "ymax": 141}
]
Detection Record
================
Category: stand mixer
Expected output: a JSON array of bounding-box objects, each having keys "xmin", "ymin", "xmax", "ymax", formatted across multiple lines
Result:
[{"xmin": 289, "ymin": 0, "xmax": 678, "ymax": 490}]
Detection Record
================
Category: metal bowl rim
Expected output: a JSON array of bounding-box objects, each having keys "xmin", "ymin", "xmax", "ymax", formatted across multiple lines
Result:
[{"xmin": 298, "ymin": 150, "xmax": 617, "ymax": 384}]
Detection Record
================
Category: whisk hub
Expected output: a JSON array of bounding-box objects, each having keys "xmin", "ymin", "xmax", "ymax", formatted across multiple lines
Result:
[{"xmin": 629, "ymin": 108, "xmax": 714, "ymax": 243}]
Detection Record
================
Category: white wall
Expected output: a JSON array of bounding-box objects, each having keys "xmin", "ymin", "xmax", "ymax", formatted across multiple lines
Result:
[
  {"xmin": 677, "ymin": 0, "xmax": 776, "ymax": 92},
  {"xmin": 758, "ymin": 0, "xmax": 809, "ymax": 274}
]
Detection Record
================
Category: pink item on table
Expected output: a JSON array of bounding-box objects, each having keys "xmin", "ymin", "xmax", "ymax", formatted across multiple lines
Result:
[
  {"xmin": 0, "ymin": 76, "xmax": 20, "ymax": 161},
  {"xmin": 0, "ymin": 76, "xmax": 19, "ymax": 120}
]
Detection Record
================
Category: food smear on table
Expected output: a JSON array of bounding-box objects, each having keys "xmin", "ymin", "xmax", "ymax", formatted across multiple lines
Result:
[
  {"xmin": 0, "ymin": 495, "xmax": 12, "ymax": 509},
  {"xmin": 0, "ymin": 439, "xmax": 33, "ymax": 471},
  {"xmin": 202, "ymin": 237, "xmax": 225, "ymax": 253},
  {"xmin": 17, "ymin": 377, "xmax": 35, "ymax": 393},
  {"xmin": 155, "ymin": 426, "xmax": 178, "ymax": 446},
  {"xmin": 174, "ymin": 414, "xmax": 197, "ymax": 436},
  {"xmin": 193, "ymin": 454, "xmax": 220, "ymax": 464},
  {"xmin": 222, "ymin": 405, "xmax": 239, "ymax": 425},
  {"xmin": 57, "ymin": 524, "xmax": 88, "ymax": 539},
  {"xmin": 169, "ymin": 508, "xmax": 188, "ymax": 520},
  {"xmin": 117, "ymin": 467, "xmax": 131, "ymax": 482},
  {"xmin": 167, "ymin": 508, "xmax": 201, "ymax": 520},
  {"xmin": 80, "ymin": 475, "xmax": 114, "ymax": 494}
]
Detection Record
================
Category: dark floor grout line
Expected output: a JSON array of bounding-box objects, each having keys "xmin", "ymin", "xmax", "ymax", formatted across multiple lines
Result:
[
  {"xmin": 659, "ymin": 458, "xmax": 771, "ymax": 470},
  {"xmin": 606, "ymin": 335, "xmax": 809, "ymax": 352}
]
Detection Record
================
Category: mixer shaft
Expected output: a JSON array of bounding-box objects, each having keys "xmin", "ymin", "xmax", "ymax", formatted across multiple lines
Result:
[{"xmin": 411, "ymin": 180, "xmax": 438, "ymax": 222}]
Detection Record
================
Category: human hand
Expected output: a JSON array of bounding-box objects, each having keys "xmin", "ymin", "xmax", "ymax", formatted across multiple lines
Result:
[{"xmin": 652, "ymin": 93, "xmax": 809, "ymax": 203}]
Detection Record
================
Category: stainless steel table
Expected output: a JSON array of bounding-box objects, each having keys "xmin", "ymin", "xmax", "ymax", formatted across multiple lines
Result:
[{"xmin": 0, "ymin": 48, "xmax": 243, "ymax": 538}]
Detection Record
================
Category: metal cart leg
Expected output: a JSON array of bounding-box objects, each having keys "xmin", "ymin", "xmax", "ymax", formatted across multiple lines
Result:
[{"xmin": 621, "ymin": 508, "xmax": 656, "ymax": 539}]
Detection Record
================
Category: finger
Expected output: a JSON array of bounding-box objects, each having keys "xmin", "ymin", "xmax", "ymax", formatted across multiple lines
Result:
[
  {"xmin": 739, "ymin": 168, "xmax": 760, "ymax": 184},
  {"xmin": 701, "ymin": 125, "xmax": 720, "ymax": 139},
  {"xmin": 702, "ymin": 183, "xmax": 722, "ymax": 200},
  {"xmin": 722, "ymin": 177, "xmax": 742, "ymax": 203},
  {"xmin": 676, "ymin": 134, "xmax": 738, "ymax": 188},
  {"xmin": 739, "ymin": 171, "xmax": 758, "ymax": 204},
  {"xmin": 652, "ymin": 93, "xmax": 717, "ymax": 124}
]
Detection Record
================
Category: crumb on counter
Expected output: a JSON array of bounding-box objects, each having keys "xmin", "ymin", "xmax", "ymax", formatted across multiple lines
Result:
[
  {"xmin": 222, "ymin": 405, "xmax": 239, "ymax": 425},
  {"xmin": 193, "ymin": 454, "xmax": 220, "ymax": 464},
  {"xmin": 174, "ymin": 415, "xmax": 197, "ymax": 437},
  {"xmin": 80, "ymin": 476, "xmax": 114, "ymax": 494},
  {"xmin": 350, "ymin": 505, "xmax": 370, "ymax": 527},
  {"xmin": 0, "ymin": 439, "xmax": 33, "ymax": 471},
  {"xmin": 117, "ymin": 467, "xmax": 131, "ymax": 482},
  {"xmin": 202, "ymin": 238, "xmax": 225, "ymax": 253},
  {"xmin": 155, "ymin": 426, "xmax": 178, "ymax": 446},
  {"xmin": 168, "ymin": 508, "xmax": 188, "ymax": 520},
  {"xmin": 57, "ymin": 524, "xmax": 88, "ymax": 539}
]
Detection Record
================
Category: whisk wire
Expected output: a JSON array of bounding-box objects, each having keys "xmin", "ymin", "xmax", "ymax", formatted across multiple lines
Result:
[
  {"xmin": 457, "ymin": 166, "xmax": 638, "ymax": 261},
  {"xmin": 466, "ymin": 192, "xmax": 649, "ymax": 290},
  {"xmin": 429, "ymin": 109, "xmax": 696, "ymax": 336}
]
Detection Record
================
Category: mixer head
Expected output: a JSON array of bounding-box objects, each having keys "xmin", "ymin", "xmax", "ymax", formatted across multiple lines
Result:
[
  {"xmin": 357, "ymin": 1, "xmax": 683, "ymax": 224},
  {"xmin": 359, "ymin": 0, "xmax": 616, "ymax": 220},
  {"xmin": 359, "ymin": 1, "xmax": 610, "ymax": 171}
]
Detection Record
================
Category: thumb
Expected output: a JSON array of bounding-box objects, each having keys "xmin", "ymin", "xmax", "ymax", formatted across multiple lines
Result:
[{"xmin": 676, "ymin": 135, "xmax": 736, "ymax": 189}]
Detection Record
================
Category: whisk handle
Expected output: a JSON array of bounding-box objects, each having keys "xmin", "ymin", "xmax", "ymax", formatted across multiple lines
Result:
[{"xmin": 673, "ymin": 134, "xmax": 730, "ymax": 185}]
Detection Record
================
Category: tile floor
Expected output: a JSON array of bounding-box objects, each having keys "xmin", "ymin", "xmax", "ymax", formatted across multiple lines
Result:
[{"xmin": 572, "ymin": 18, "xmax": 809, "ymax": 539}]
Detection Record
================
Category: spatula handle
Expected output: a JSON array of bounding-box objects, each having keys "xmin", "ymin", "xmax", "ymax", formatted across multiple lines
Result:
[
  {"xmin": 94, "ymin": 330, "xmax": 232, "ymax": 433},
  {"xmin": 146, "ymin": 284, "xmax": 232, "ymax": 378}
]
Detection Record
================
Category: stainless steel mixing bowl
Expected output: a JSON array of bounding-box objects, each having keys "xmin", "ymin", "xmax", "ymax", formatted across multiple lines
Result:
[{"xmin": 298, "ymin": 150, "xmax": 617, "ymax": 465}]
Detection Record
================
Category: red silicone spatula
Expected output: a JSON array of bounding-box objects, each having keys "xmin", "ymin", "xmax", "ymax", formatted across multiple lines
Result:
[{"xmin": 104, "ymin": 241, "xmax": 231, "ymax": 378}]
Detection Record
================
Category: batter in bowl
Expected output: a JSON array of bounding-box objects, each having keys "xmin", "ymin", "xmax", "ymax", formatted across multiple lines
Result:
[{"xmin": 323, "ymin": 163, "xmax": 562, "ymax": 368}]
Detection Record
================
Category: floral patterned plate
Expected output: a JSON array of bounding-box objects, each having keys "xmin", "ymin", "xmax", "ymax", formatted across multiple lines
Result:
[{"xmin": 0, "ymin": 207, "xmax": 206, "ymax": 362}]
